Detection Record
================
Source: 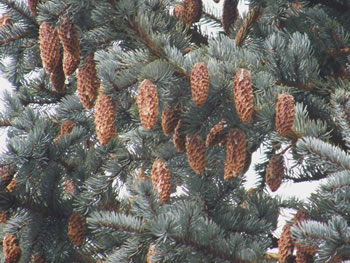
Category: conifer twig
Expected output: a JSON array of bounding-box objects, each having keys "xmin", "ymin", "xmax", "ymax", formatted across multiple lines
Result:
[{"xmin": 234, "ymin": 6, "xmax": 261, "ymax": 47}]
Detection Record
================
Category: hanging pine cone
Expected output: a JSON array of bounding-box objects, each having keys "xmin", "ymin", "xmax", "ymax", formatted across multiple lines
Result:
[
  {"xmin": 1, "ymin": 167, "xmax": 14, "ymax": 187},
  {"xmin": 186, "ymin": 135, "xmax": 206, "ymax": 174},
  {"xmin": 224, "ymin": 128, "xmax": 246, "ymax": 180},
  {"xmin": 173, "ymin": 120, "xmax": 186, "ymax": 152},
  {"xmin": 67, "ymin": 212, "xmax": 85, "ymax": 247},
  {"xmin": 294, "ymin": 210, "xmax": 318, "ymax": 256},
  {"xmin": 146, "ymin": 243, "xmax": 157, "ymax": 263},
  {"xmin": 278, "ymin": 224, "xmax": 294, "ymax": 263},
  {"xmin": 205, "ymin": 120, "xmax": 227, "ymax": 147},
  {"xmin": 58, "ymin": 16, "xmax": 80, "ymax": 58},
  {"xmin": 295, "ymin": 248, "xmax": 313, "ymax": 263},
  {"xmin": 183, "ymin": 0, "xmax": 203, "ymax": 27},
  {"xmin": 28, "ymin": 0, "xmax": 40, "ymax": 16},
  {"xmin": 94, "ymin": 92, "xmax": 117, "ymax": 145},
  {"xmin": 39, "ymin": 23, "xmax": 60, "ymax": 73},
  {"xmin": 222, "ymin": 0, "xmax": 239, "ymax": 35},
  {"xmin": 76, "ymin": 54, "xmax": 100, "ymax": 109},
  {"xmin": 151, "ymin": 158, "xmax": 171, "ymax": 205},
  {"xmin": 62, "ymin": 51, "xmax": 80, "ymax": 76},
  {"xmin": 265, "ymin": 154, "xmax": 284, "ymax": 192},
  {"xmin": 3, "ymin": 234, "xmax": 21, "ymax": 263},
  {"xmin": 293, "ymin": 210, "xmax": 309, "ymax": 227},
  {"xmin": 161, "ymin": 107, "xmax": 180, "ymax": 136},
  {"xmin": 137, "ymin": 79, "xmax": 159, "ymax": 130},
  {"xmin": 174, "ymin": 4, "xmax": 185, "ymax": 21},
  {"xmin": 191, "ymin": 62, "xmax": 209, "ymax": 106},
  {"xmin": 50, "ymin": 59, "xmax": 65, "ymax": 93},
  {"xmin": 233, "ymin": 68, "xmax": 254, "ymax": 123},
  {"xmin": 32, "ymin": 254, "xmax": 46, "ymax": 263},
  {"xmin": 55, "ymin": 120, "xmax": 76, "ymax": 142},
  {"xmin": 275, "ymin": 93, "xmax": 295, "ymax": 137}
]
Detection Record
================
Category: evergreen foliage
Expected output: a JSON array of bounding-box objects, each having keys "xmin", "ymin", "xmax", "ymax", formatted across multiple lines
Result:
[{"xmin": 0, "ymin": 0, "xmax": 349, "ymax": 262}]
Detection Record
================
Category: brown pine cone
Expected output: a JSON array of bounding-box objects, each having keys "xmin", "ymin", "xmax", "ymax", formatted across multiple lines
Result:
[
  {"xmin": 222, "ymin": 0, "xmax": 239, "ymax": 35},
  {"xmin": 137, "ymin": 79, "xmax": 159, "ymax": 130},
  {"xmin": 67, "ymin": 212, "xmax": 85, "ymax": 247},
  {"xmin": 39, "ymin": 23, "xmax": 60, "ymax": 73},
  {"xmin": 190, "ymin": 62, "xmax": 209, "ymax": 106},
  {"xmin": 174, "ymin": 4, "xmax": 185, "ymax": 21},
  {"xmin": 58, "ymin": 16, "xmax": 80, "ymax": 58},
  {"xmin": 224, "ymin": 128, "xmax": 246, "ymax": 180},
  {"xmin": 173, "ymin": 120, "xmax": 185, "ymax": 152},
  {"xmin": 3, "ymin": 234, "xmax": 21, "ymax": 263},
  {"xmin": 63, "ymin": 51, "xmax": 80, "ymax": 76},
  {"xmin": 278, "ymin": 224, "xmax": 294, "ymax": 263},
  {"xmin": 50, "ymin": 59, "xmax": 65, "ymax": 93},
  {"xmin": 151, "ymin": 158, "xmax": 171, "ymax": 205},
  {"xmin": 54, "ymin": 120, "xmax": 75, "ymax": 142},
  {"xmin": 265, "ymin": 154, "xmax": 284, "ymax": 192},
  {"xmin": 28, "ymin": 0, "xmax": 40, "ymax": 16},
  {"xmin": 94, "ymin": 92, "xmax": 117, "ymax": 145},
  {"xmin": 186, "ymin": 135, "xmax": 206, "ymax": 174},
  {"xmin": 76, "ymin": 54, "xmax": 99, "ymax": 109},
  {"xmin": 275, "ymin": 93, "xmax": 295, "ymax": 137},
  {"xmin": 161, "ymin": 107, "xmax": 180, "ymax": 136},
  {"xmin": 183, "ymin": 0, "xmax": 203, "ymax": 27},
  {"xmin": 233, "ymin": 68, "xmax": 254, "ymax": 123},
  {"xmin": 205, "ymin": 120, "xmax": 227, "ymax": 147}
]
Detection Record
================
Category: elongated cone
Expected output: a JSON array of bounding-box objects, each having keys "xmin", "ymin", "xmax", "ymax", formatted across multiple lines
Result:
[
  {"xmin": 161, "ymin": 108, "xmax": 180, "ymax": 136},
  {"xmin": 67, "ymin": 212, "xmax": 85, "ymax": 247},
  {"xmin": 191, "ymin": 63, "xmax": 209, "ymax": 106},
  {"xmin": 275, "ymin": 93, "xmax": 295, "ymax": 137},
  {"xmin": 222, "ymin": 0, "xmax": 239, "ymax": 35},
  {"xmin": 146, "ymin": 243, "xmax": 157, "ymax": 263},
  {"xmin": 39, "ymin": 23, "xmax": 60, "ymax": 73},
  {"xmin": 63, "ymin": 51, "xmax": 80, "ymax": 76},
  {"xmin": 205, "ymin": 120, "xmax": 226, "ymax": 147},
  {"xmin": 28, "ymin": 0, "xmax": 40, "ymax": 16},
  {"xmin": 50, "ymin": 59, "xmax": 65, "ymax": 93},
  {"xmin": 94, "ymin": 92, "xmax": 116, "ymax": 145},
  {"xmin": 151, "ymin": 158, "xmax": 171, "ymax": 205},
  {"xmin": 186, "ymin": 135, "xmax": 206, "ymax": 174},
  {"xmin": 76, "ymin": 54, "xmax": 99, "ymax": 109},
  {"xmin": 233, "ymin": 69, "xmax": 254, "ymax": 123},
  {"xmin": 174, "ymin": 4, "xmax": 185, "ymax": 21},
  {"xmin": 265, "ymin": 154, "xmax": 284, "ymax": 192},
  {"xmin": 278, "ymin": 224, "xmax": 294, "ymax": 263},
  {"xmin": 224, "ymin": 128, "xmax": 246, "ymax": 180},
  {"xmin": 173, "ymin": 120, "xmax": 185, "ymax": 152},
  {"xmin": 3, "ymin": 234, "xmax": 21, "ymax": 263},
  {"xmin": 296, "ymin": 248, "xmax": 313, "ymax": 263},
  {"xmin": 183, "ymin": 0, "xmax": 203, "ymax": 26},
  {"xmin": 137, "ymin": 79, "xmax": 159, "ymax": 130}
]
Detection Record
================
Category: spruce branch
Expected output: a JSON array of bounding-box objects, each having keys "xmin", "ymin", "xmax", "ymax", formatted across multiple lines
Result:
[
  {"xmin": 0, "ymin": 29, "xmax": 32, "ymax": 46},
  {"xmin": 235, "ymin": 6, "xmax": 261, "ymax": 47},
  {"xmin": 0, "ymin": 0, "xmax": 38, "ymax": 27}
]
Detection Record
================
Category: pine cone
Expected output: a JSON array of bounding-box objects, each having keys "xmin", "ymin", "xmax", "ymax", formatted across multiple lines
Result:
[
  {"xmin": 50, "ymin": 59, "xmax": 65, "ymax": 93},
  {"xmin": 278, "ymin": 224, "xmax": 294, "ymax": 263},
  {"xmin": 151, "ymin": 158, "xmax": 171, "ymax": 205},
  {"xmin": 28, "ymin": 0, "xmax": 40, "ymax": 16},
  {"xmin": 183, "ymin": 0, "xmax": 203, "ymax": 26},
  {"xmin": 67, "ymin": 212, "xmax": 85, "ymax": 247},
  {"xmin": 293, "ymin": 210, "xmax": 309, "ymax": 227},
  {"xmin": 0, "ymin": 212, "xmax": 7, "ymax": 223},
  {"xmin": 224, "ymin": 128, "xmax": 246, "ymax": 180},
  {"xmin": 265, "ymin": 154, "xmax": 284, "ymax": 192},
  {"xmin": 62, "ymin": 51, "xmax": 79, "ymax": 76},
  {"xmin": 1, "ymin": 168, "xmax": 14, "ymax": 187},
  {"xmin": 174, "ymin": 4, "xmax": 185, "ymax": 21},
  {"xmin": 222, "ymin": 0, "xmax": 239, "ymax": 35},
  {"xmin": 55, "ymin": 120, "xmax": 75, "ymax": 142},
  {"xmin": 191, "ymin": 62, "xmax": 209, "ymax": 106},
  {"xmin": 295, "ymin": 248, "xmax": 313, "ymax": 263},
  {"xmin": 161, "ymin": 107, "xmax": 180, "ymax": 136},
  {"xmin": 146, "ymin": 243, "xmax": 157, "ymax": 263},
  {"xmin": 233, "ymin": 68, "xmax": 254, "ymax": 123},
  {"xmin": 137, "ymin": 79, "xmax": 159, "ymax": 130},
  {"xmin": 173, "ymin": 120, "xmax": 185, "ymax": 152},
  {"xmin": 205, "ymin": 120, "xmax": 226, "ymax": 147},
  {"xmin": 3, "ymin": 234, "xmax": 21, "ymax": 263},
  {"xmin": 32, "ymin": 254, "xmax": 46, "ymax": 263},
  {"xmin": 275, "ymin": 93, "xmax": 295, "ymax": 137},
  {"xmin": 58, "ymin": 16, "xmax": 80, "ymax": 58},
  {"xmin": 76, "ymin": 54, "xmax": 99, "ymax": 109},
  {"xmin": 6, "ymin": 177, "xmax": 16, "ymax": 192},
  {"xmin": 39, "ymin": 23, "xmax": 60, "ymax": 73},
  {"xmin": 94, "ymin": 92, "xmax": 117, "ymax": 145},
  {"xmin": 186, "ymin": 135, "xmax": 206, "ymax": 174}
]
